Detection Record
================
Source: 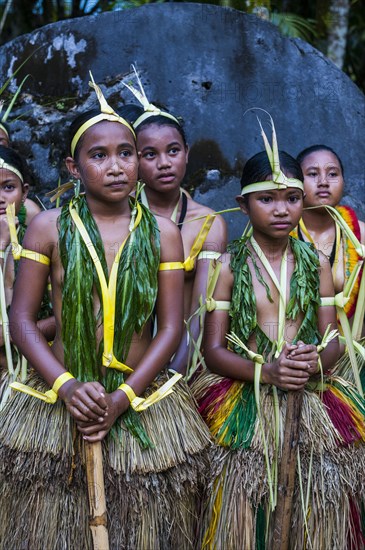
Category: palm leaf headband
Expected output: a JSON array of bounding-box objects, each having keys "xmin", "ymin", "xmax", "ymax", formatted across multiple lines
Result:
[
  {"xmin": 122, "ymin": 64, "xmax": 180, "ymax": 128},
  {"xmin": 0, "ymin": 157, "xmax": 24, "ymax": 183},
  {"xmin": 70, "ymin": 72, "xmax": 136, "ymax": 157},
  {"xmin": 241, "ymin": 110, "xmax": 304, "ymax": 195}
]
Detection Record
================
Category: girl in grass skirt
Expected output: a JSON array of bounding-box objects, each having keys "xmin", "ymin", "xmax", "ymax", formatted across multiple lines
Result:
[
  {"xmin": 0, "ymin": 146, "xmax": 53, "ymax": 409},
  {"xmin": 192, "ymin": 119, "xmax": 365, "ymax": 549},
  {"xmin": 0, "ymin": 77, "xmax": 211, "ymax": 550}
]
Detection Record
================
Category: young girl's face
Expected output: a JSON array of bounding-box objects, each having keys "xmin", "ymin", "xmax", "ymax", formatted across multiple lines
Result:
[
  {"xmin": 237, "ymin": 185, "xmax": 303, "ymax": 240},
  {"xmin": 137, "ymin": 124, "xmax": 188, "ymax": 193},
  {"xmin": 67, "ymin": 120, "xmax": 138, "ymax": 203},
  {"xmin": 0, "ymin": 167, "xmax": 28, "ymax": 216},
  {"xmin": 0, "ymin": 129, "xmax": 10, "ymax": 148},
  {"xmin": 300, "ymin": 150, "xmax": 344, "ymax": 208}
]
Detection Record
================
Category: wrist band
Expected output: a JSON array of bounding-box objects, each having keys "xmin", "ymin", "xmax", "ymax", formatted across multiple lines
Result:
[
  {"xmin": 10, "ymin": 371, "xmax": 75, "ymax": 404},
  {"xmin": 0, "ymin": 250, "xmax": 5, "ymax": 259},
  {"xmin": 117, "ymin": 373, "xmax": 182, "ymax": 412},
  {"xmin": 52, "ymin": 372, "xmax": 75, "ymax": 394}
]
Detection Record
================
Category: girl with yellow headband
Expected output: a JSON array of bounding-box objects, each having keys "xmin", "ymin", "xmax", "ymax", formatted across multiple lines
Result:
[
  {"xmin": 293, "ymin": 145, "xmax": 365, "ymax": 391},
  {"xmin": 122, "ymin": 101, "xmax": 227, "ymax": 377},
  {"xmin": 0, "ymin": 79, "xmax": 211, "ymax": 549},
  {"xmin": 192, "ymin": 129, "xmax": 365, "ymax": 547},
  {"xmin": 0, "ymin": 145, "xmax": 53, "ymax": 405}
]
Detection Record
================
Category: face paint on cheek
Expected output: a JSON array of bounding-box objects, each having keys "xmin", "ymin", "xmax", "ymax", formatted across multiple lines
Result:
[{"xmin": 82, "ymin": 162, "xmax": 103, "ymax": 185}]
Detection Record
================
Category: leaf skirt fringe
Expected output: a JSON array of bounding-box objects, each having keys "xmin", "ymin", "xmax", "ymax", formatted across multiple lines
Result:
[
  {"xmin": 0, "ymin": 372, "xmax": 212, "ymax": 550},
  {"xmin": 191, "ymin": 370, "xmax": 365, "ymax": 550}
]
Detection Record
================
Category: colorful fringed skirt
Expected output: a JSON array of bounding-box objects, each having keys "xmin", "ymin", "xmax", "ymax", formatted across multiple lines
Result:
[
  {"xmin": 0, "ymin": 371, "xmax": 212, "ymax": 550},
  {"xmin": 192, "ymin": 371, "xmax": 365, "ymax": 550}
]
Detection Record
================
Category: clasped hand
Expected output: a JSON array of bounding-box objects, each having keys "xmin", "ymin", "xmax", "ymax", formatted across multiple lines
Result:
[
  {"xmin": 262, "ymin": 341, "xmax": 319, "ymax": 391},
  {"xmin": 59, "ymin": 379, "xmax": 129, "ymax": 442}
]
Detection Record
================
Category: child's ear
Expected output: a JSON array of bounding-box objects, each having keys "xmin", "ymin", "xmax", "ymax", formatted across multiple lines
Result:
[
  {"xmin": 65, "ymin": 157, "xmax": 80, "ymax": 179},
  {"xmin": 236, "ymin": 194, "xmax": 249, "ymax": 215},
  {"xmin": 22, "ymin": 183, "xmax": 29, "ymax": 201}
]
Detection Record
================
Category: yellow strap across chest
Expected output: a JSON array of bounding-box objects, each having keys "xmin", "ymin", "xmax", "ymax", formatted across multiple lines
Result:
[
  {"xmin": 183, "ymin": 214, "xmax": 216, "ymax": 271},
  {"xmin": 70, "ymin": 201, "xmax": 142, "ymax": 374}
]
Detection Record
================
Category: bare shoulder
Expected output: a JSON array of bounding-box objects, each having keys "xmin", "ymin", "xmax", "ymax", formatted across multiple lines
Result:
[
  {"xmin": 154, "ymin": 214, "xmax": 184, "ymax": 262},
  {"xmin": 25, "ymin": 198, "xmax": 42, "ymax": 223},
  {"xmin": 186, "ymin": 196, "xmax": 227, "ymax": 251},
  {"xmin": 186, "ymin": 196, "xmax": 217, "ymax": 219},
  {"xmin": 23, "ymin": 208, "xmax": 61, "ymax": 255}
]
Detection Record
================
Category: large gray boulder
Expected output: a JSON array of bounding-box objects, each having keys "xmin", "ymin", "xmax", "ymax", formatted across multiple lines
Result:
[{"xmin": 0, "ymin": 3, "xmax": 364, "ymax": 239}]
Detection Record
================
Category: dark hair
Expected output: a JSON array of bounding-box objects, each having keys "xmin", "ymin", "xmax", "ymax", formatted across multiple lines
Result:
[
  {"xmin": 0, "ymin": 145, "xmax": 28, "ymax": 184},
  {"xmin": 68, "ymin": 107, "xmax": 136, "ymax": 159},
  {"xmin": 240, "ymin": 150, "xmax": 303, "ymax": 192},
  {"xmin": 121, "ymin": 103, "xmax": 187, "ymax": 146},
  {"xmin": 296, "ymin": 145, "xmax": 344, "ymax": 176}
]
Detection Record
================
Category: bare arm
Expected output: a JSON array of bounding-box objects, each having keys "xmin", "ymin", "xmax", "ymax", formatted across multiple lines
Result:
[
  {"xmin": 203, "ymin": 255, "xmax": 311, "ymax": 390},
  {"xmin": 289, "ymin": 252, "xmax": 340, "ymax": 373},
  {"xmin": 169, "ymin": 214, "xmax": 227, "ymax": 374},
  {"xmin": 9, "ymin": 211, "xmax": 108, "ymax": 421}
]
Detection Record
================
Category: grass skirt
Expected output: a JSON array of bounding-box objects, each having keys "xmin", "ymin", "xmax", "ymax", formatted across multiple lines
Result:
[
  {"xmin": 0, "ymin": 371, "xmax": 212, "ymax": 550},
  {"xmin": 191, "ymin": 371, "xmax": 365, "ymax": 550},
  {"xmin": 333, "ymin": 336, "xmax": 365, "ymax": 391}
]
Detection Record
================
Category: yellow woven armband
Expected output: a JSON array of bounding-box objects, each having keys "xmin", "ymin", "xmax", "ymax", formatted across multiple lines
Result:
[
  {"xmin": 21, "ymin": 248, "xmax": 51, "ymax": 266},
  {"xmin": 159, "ymin": 262, "xmax": 184, "ymax": 271},
  {"xmin": 117, "ymin": 372, "xmax": 182, "ymax": 412},
  {"xmin": 10, "ymin": 371, "xmax": 75, "ymax": 404}
]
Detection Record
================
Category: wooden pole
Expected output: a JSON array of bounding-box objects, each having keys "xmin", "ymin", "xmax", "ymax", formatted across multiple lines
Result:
[
  {"xmin": 272, "ymin": 389, "xmax": 304, "ymax": 550},
  {"xmin": 85, "ymin": 441, "xmax": 109, "ymax": 550}
]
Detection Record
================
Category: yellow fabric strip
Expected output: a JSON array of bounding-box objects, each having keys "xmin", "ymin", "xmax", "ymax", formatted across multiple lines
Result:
[
  {"xmin": 183, "ymin": 214, "xmax": 216, "ymax": 272},
  {"xmin": 70, "ymin": 201, "xmax": 142, "ymax": 375},
  {"xmin": 4, "ymin": 205, "xmax": 51, "ymax": 265},
  {"xmin": 197, "ymin": 251, "xmax": 221, "ymax": 261},
  {"xmin": 117, "ymin": 372, "xmax": 182, "ymax": 412},
  {"xmin": 10, "ymin": 371, "xmax": 75, "ymax": 404},
  {"xmin": 71, "ymin": 113, "xmax": 135, "ymax": 157},
  {"xmin": 158, "ymin": 262, "xmax": 184, "ymax": 271},
  {"xmin": 21, "ymin": 248, "xmax": 51, "ymax": 266}
]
